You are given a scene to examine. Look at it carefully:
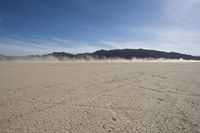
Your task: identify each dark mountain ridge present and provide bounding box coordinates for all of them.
[1,49,200,60]
[46,49,200,60]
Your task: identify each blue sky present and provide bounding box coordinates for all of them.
[0,0,200,55]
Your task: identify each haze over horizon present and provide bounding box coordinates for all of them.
[0,0,200,56]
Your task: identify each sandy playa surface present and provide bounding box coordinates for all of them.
[0,61,200,133]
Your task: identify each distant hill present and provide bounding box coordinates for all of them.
[1,49,200,60]
[46,49,200,60]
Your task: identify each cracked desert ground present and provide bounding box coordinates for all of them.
[0,61,200,133]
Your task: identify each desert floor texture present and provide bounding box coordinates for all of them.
[0,61,200,133]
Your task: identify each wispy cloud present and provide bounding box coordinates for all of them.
[99,25,200,55]
[99,40,151,49]
[162,0,200,26]
[1,27,200,56]
[0,36,108,56]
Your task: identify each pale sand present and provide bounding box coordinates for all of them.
[0,61,200,133]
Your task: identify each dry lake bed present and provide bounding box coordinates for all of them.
[0,61,200,133]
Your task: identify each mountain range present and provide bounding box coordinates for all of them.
[1,49,200,60]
